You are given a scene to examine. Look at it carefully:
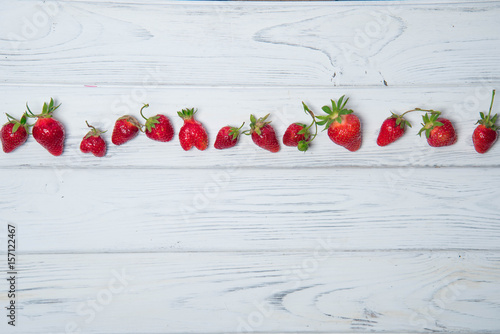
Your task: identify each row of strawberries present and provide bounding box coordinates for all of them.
[1,91,498,157]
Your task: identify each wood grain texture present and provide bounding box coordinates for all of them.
[1,251,499,333]
[1,1,499,87]
[1,1,500,333]
[0,85,499,168]
[1,167,499,253]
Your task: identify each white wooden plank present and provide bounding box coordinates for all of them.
[0,85,499,168]
[1,167,499,253]
[1,1,499,87]
[1,251,499,333]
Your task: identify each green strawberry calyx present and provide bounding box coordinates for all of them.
[26,98,60,119]
[315,95,353,131]
[417,110,443,138]
[228,122,245,140]
[5,112,30,134]
[84,120,106,139]
[388,111,412,130]
[177,108,197,121]
[139,103,160,133]
[246,114,271,136]
[476,90,498,131]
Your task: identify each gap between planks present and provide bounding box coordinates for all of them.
[25,0,500,6]
[5,249,500,256]
[2,165,499,170]
[2,83,500,89]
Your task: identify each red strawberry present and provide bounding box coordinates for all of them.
[283,102,318,152]
[473,90,497,154]
[474,125,497,154]
[80,121,107,157]
[214,123,244,150]
[111,115,141,145]
[283,123,309,146]
[418,112,457,147]
[248,114,280,153]
[140,104,174,142]
[27,98,65,156]
[377,112,411,146]
[316,95,362,152]
[1,113,29,153]
[177,108,208,151]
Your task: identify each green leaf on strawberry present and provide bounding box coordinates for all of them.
[316,95,354,131]
[418,111,443,139]
[27,98,60,119]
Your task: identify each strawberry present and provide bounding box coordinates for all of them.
[26,98,65,156]
[418,112,457,147]
[473,90,497,154]
[1,113,29,153]
[177,108,208,151]
[377,112,412,146]
[111,115,141,145]
[316,95,362,152]
[248,114,280,153]
[80,121,107,157]
[214,123,244,150]
[140,104,174,142]
[283,123,309,146]
[283,102,317,152]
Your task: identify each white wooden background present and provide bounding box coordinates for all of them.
[1,0,500,333]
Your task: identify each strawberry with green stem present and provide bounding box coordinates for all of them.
[377,111,413,146]
[80,121,107,157]
[26,98,66,156]
[418,109,457,147]
[316,95,362,152]
[177,108,208,151]
[214,122,245,150]
[140,103,174,142]
[473,89,498,154]
[1,113,30,153]
[245,114,280,153]
[283,102,318,152]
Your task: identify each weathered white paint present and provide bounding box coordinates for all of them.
[0,0,499,333]
[9,252,500,333]
[1,1,499,87]
[0,168,499,253]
